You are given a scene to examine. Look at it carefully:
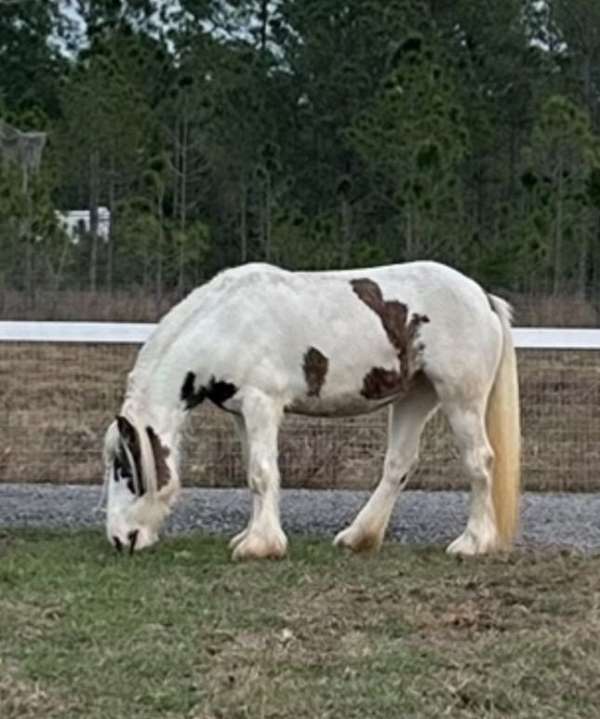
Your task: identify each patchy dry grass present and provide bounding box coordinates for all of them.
[1,530,600,718]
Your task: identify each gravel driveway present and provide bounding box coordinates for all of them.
[1,484,599,552]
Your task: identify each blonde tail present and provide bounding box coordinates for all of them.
[486,296,521,549]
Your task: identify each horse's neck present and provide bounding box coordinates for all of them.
[122,383,187,454]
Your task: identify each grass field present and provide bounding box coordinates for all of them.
[1,530,600,718]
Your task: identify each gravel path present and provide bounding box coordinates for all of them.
[1,484,600,552]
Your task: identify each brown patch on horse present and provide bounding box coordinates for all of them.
[146,426,171,491]
[350,278,429,400]
[361,367,409,400]
[181,371,238,410]
[303,347,329,397]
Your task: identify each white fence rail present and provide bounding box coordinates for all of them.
[0,321,152,344]
[1,321,600,349]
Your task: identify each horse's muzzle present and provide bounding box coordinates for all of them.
[112,531,138,554]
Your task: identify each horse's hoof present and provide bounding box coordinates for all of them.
[228,528,249,549]
[446,530,496,556]
[231,531,287,561]
[334,526,382,554]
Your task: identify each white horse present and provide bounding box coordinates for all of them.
[103,261,520,558]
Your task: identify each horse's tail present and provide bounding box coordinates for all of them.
[486,295,521,549]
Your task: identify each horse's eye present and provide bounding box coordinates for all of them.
[115,463,135,493]
[116,466,132,481]
[114,458,133,484]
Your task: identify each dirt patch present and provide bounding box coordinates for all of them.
[0,659,75,719]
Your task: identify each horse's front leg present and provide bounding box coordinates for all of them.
[228,415,252,549]
[231,389,287,561]
[228,490,262,550]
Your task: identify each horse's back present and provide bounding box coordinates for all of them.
[132,260,506,416]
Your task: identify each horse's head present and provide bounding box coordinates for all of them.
[103,415,179,554]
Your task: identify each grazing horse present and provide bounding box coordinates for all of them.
[103,261,520,558]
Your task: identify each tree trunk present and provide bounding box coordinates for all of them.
[264,169,272,261]
[106,155,115,296]
[180,115,188,235]
[577,229,588,300]
[156,187,164,311]
[582,52,594,124]
[21,163,34,305]
[405,203,414,259]
[259,0,268,55]
[553,163,563,296]
[339,193,352,266]
[178,115,188,293]
[240,173,248,262]
[89,149,100,293]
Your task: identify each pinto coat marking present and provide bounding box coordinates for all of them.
[350,277,430,400]
[303,347,329,397]
[181,371,238,410]
[115,415,145,496]
[103,261,521,559]
[146,426,171,490]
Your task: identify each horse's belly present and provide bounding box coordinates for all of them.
[286,392,392,418]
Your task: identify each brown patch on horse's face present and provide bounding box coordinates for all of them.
[303,347,329,397]
[146,426,171,491]
[116,415,145,495]
[351,278,429,400]
[116,416,140,462]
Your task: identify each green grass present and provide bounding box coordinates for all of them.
[1,530,600,718]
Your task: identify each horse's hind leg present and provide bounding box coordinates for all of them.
[231,389,287,561]
[334,380,439,553]
[442,398,497,555]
